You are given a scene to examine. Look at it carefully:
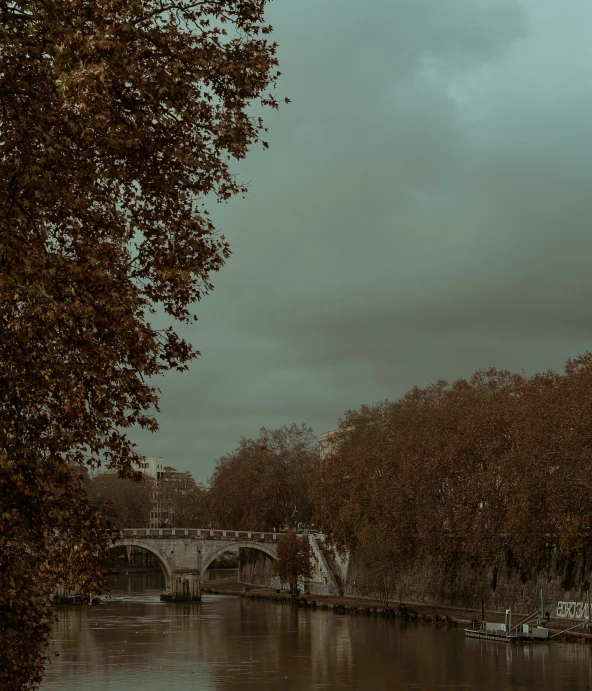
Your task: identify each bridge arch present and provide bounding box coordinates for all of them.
[201,540,277,579]
[109,538,174,586]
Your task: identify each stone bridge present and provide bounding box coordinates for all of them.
[111,528,279,601]
[110,528,348,601]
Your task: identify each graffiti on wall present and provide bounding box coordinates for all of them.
[556,601,590,619]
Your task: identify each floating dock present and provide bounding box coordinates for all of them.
[466,591,592,644]
[464,604,549,644]
[464,627,548,644]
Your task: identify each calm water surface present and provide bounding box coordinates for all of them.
[41,573,592,690]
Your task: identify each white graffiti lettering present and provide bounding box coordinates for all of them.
[556,601,590,619]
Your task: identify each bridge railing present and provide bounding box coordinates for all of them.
[116,528,278,542]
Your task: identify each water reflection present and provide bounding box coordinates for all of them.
[205,568,239,581]
[42,575,592,690]
[105,571,166,594]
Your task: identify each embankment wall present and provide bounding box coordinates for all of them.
[345,547,592,615]
[238,548,275,585]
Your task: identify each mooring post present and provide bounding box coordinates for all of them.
[481,598,484,622]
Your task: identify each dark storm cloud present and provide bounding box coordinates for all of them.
[131,0,592,482]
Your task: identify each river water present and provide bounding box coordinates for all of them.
[41,573,592,690]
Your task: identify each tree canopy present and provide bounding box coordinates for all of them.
[274,530,312,596]
[207,424,320,531]
[0,0,283,687]
[85,472,152,529]
[315,356,592,589]
[154,468,208,527]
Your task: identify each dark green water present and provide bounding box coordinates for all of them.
[41,573,592,690]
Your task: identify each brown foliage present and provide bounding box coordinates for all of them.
[85,472,152,529]
[316,356,592,594]
[274,530,312,596]
[155,469,208,528]
[0,459,111,691]
[207,424,320,531]
[0,0,283,687]
[354,533,399,609]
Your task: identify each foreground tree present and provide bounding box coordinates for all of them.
[0,1,283,686]
[0,458,110,691]
[274,530,312,596]
[207,424,320,531]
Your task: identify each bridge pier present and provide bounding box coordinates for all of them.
[161,571,201,602]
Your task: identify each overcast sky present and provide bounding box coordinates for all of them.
[131,0,592,483]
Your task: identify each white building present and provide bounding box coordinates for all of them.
[134,456,164,480]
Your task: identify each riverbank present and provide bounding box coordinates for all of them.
[203,579,592,643]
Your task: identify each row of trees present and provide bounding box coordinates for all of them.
[316,355,592,591]
[84,423,318,531]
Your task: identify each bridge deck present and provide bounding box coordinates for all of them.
[116,528,278,542]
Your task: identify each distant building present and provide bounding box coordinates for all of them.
[134,456,164,480]
[147,464,199,529]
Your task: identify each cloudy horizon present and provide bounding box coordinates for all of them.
[129,0,592,484]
